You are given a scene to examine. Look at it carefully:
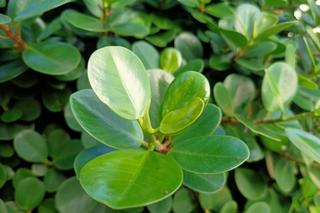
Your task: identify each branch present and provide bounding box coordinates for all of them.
[0,24,27,51]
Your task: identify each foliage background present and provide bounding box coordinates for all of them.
[1,0,320,212]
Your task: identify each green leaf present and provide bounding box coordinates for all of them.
[0,164,7,188]
[235,168,267,200]
[0,60,28,83]
[274,158,296,193]
[62,10,108,32]
[262,62,298,112]
[79,149,183,209]
[14,0,72,21]
[220,201,238,213]
[206,3,234,18]
[172,188,195,213]
[174,32,203,60]
[0,199,8,213]
[255,21,296,41]
[55,177,97,213]
[160,97,204,134]
[70,89,143,149]
[173,104,222,142]
[146,30,178,47]
[175,59,204,74]
[209,54,231,71]
[14,99,41,122]
[161,71,210,118]
[177,0,199,7]
[148,69,174,127]
[235,58,265,72]
[88,46,151,120]
[199,187,232,211]
[224,74,256,109]
[1,107,22,123]
[147,197,172,213]
[0,14,11,24]
[245,41,277,58]
[160,48,183,73]
[247,202,271,213]
[235,3,261,39]
[74,145,113,177]
[13,130,48,163]
[285,128,320,163]
[219,29,248,48]
[169,135,249,173]
[83,0,135,17]
[15,177,45,210]
[183,171,225,193]
[43,168,65,193]
[22,41,81,75]
[41,89,71,113]
[132,41,159,69]
[213,82,234,116]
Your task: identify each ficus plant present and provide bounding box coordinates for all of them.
[70,46,249,209]
[1,0,320,212]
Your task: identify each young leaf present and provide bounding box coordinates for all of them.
[235,4,261,39]
[160,48,183,73]
[13,130,48,163]
[22,41,81,75]
[88,46,151,120]
[262,62,298,112]
[160,97,204,134]
[219,29,248,48]
[70,89,144,149]
[183,171,225,193]
[173,104,222,142]
[79,150,183,209]
[169,135,249,173]
[148,69,174,127]
[132,41,159,69]
[285,128,320,163]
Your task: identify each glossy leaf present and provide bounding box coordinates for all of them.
[160,97,204,134]
[88,46,151,120]
[169,135,249,173]
[262,62,298,112]
[219,29,248,48]
[247,202,271,213]
[22,41,81,75]
[160,48,183,73]
[161,71,210,118]
[148,69,174,127]
[132,41,159,69]
[0,60,28,83]
[274,158,296,192]
[183,171,225,193]
[147,197,172,213]
[13,130,48,163]
[62,10,108,32]
[285,128,320,163]
[14,0,72,21]
[206,3,234,18]
[70,89,143,149]
[173,104,222,142]
[79,149,183,209]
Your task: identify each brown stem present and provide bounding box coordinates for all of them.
[0,24,27,51]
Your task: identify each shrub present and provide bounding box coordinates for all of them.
[0,0,320,212]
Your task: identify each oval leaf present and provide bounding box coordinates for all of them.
[262,62,298,112]
[22,41,81,75]
[88,46,151,120]
[70,89,143,149]
[169,135,249,173]
[183,171,225,193]
[79,149,183,209]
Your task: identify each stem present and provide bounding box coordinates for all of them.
[42,159,53,166]
[138,107,157,135]
[100,0,112,25]
[0,24,27,51]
